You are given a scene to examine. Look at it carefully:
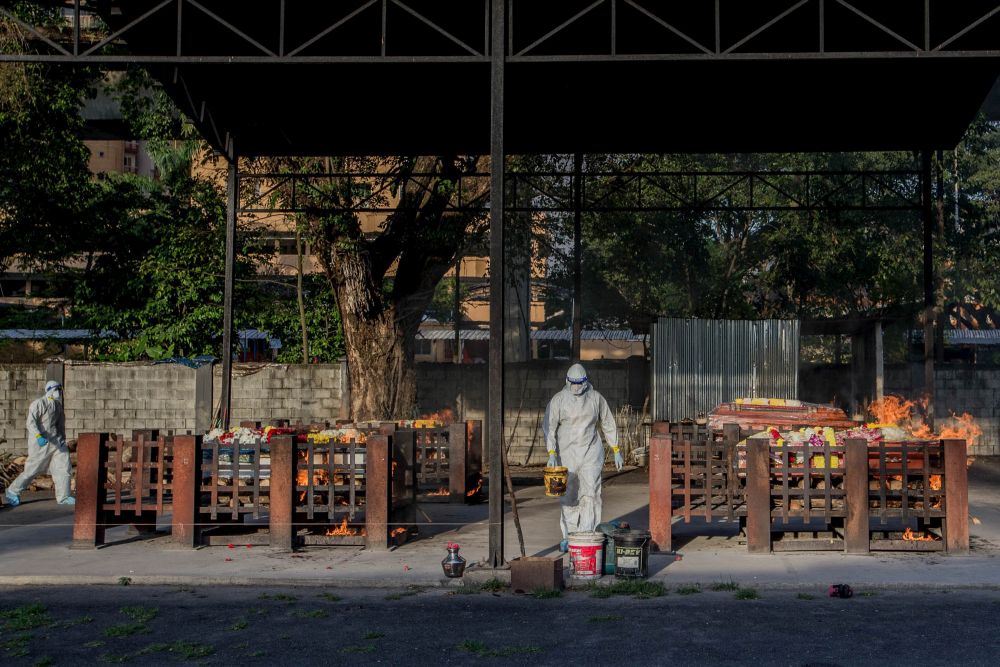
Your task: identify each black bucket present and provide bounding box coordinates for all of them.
[613,529,651,578]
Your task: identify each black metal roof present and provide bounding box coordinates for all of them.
[9,1,1000,155]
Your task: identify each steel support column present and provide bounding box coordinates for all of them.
[572,152,583,360]
[219,145,238,430]
[921,150,935,428]
[487,0,506,568]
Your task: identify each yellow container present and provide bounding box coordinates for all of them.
[543,466,569,497]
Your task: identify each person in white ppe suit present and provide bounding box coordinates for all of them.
[4,381,75,507]
[543,363,622,552]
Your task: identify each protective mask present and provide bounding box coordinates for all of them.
[48,389,62,402]
[567,380,589,396]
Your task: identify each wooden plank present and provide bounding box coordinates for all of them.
[71,433,107,548]
[269,435,295,551]
[745,438,771,554]
[365,434,390,550]
[943,438,969,554]
[648,431,672,552]
[844,438,869,554]
[170,435,200,547]
[448,423,466,502]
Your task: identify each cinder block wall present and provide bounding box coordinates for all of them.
[800,364,999,456]
[217,363,345,426]
[0,365,48,454]
[63,361,197,443]
[416,360,643,465]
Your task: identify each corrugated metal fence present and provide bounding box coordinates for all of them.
[651,318,800,421]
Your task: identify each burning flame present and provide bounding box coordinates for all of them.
[902,527,939,542]
[466,477,483,497]
[929,475,942,491]
[390,527,407,538]
[868,396,915,425]
[910,423,933,439]
[428,487,450,496]
[325,517,362,536]
[939,413,983,446]
[418,408,455,426]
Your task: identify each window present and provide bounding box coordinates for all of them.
[415,339,433,356]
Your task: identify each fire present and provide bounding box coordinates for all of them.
[466,476,483,497]
[338,429,366,444]
[325,517,362,536]
[910,423,933,439]
[929,475,942,491]
[868,396,915,425]
[390,527,407,538]
[939,413,983,446]
[418,408,455,426]
[902,527,939,542]
[297,469,308,486]
[428,487,449,496]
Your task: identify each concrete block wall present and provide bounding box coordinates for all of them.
[64,362,197,443]
[217,363,345,426]
[801,363,1000,456]
[0,365,48,454]
[416,360,644,466]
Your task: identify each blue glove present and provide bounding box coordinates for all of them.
[36,435,48,447]
[613,449,624,471]
[547,452,558,468]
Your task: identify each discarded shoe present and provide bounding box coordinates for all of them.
[559,539,569,553]
[58,496,76,506]
[4,491,20,507]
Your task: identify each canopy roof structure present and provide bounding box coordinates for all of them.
[5,1,1000,155]
[6,0,1000,566]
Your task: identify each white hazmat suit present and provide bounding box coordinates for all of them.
[543,364,619,542]
[6,380,73,505]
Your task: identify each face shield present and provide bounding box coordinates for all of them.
[565,364,590,396]
[45,382,62,402]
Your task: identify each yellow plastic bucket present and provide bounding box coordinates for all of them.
[543,466,568,497]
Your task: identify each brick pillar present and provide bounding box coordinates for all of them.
[72,432,108,548]
[649,422,672,552]
[269,435,296,551]
[844,438,870,554]
[365,433,390,550]
[171,435,201,547]
[943,438,969,554]
[746,438,771,554]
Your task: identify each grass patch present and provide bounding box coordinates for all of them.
[709,581,740,592]
[104,622,150,638]
[99,653,130,664]
[675,585,702,595]
[383,594,402,601]
[117,577,132,586]
[478,578,507,593]
[120,606,158,624]
[363,632,385,640]
[292,609,328,619]
[33,656,54,667]
[734,588,759,600]
[589,580,666,599]
[83,640,106,649]
[1,603,52,631]
[52,614,95,629]
[248,650,266,658]
[341,645,376,654]
[457,640,542,658]
[317,592,342,602]
[796,593,816,600]
[229,619,249,631]
[859,591,878,598]
[258,593,297,602]
[164,641,215,660]
[530,588,562,599]
[588,614,624,623]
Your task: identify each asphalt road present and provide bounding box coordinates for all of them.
[1,584,997,666]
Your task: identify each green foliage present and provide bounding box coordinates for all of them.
[457,640,542,658]
[0,603,51,631]
[251,273,344,363]
[675,584,702,595]
[734,588,760,600]
[709,581,740,592]
[589,580,666,599]
[529,587,562,599]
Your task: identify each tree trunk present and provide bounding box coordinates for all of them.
[295,227,309,364]
[340,307,416,421]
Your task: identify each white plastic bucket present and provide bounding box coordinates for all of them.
[568,531,605,579]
